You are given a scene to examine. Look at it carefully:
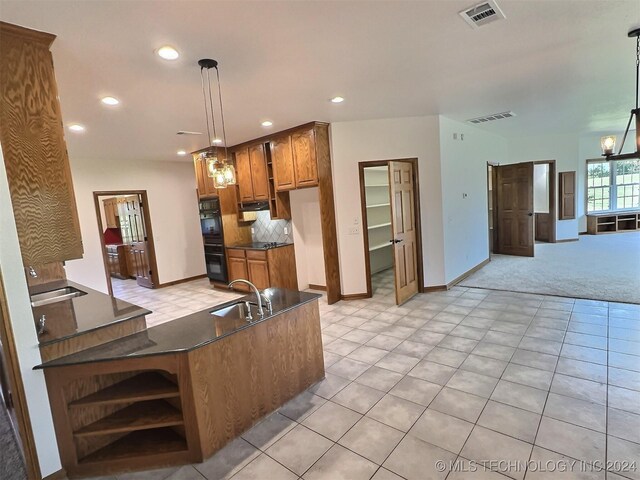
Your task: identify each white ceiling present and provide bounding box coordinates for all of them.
[1,0,639,163]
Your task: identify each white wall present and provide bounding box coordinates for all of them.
[533,163,550,213]
[438,117,508,283]
[0,148,61,476]
[330,116,445,294]
[290,188,326,289]
[506,134,580,240]
[65,158,205,292]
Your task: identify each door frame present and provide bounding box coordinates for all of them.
[0,273,41,479]
[93,190,160,296]
[358,158,424,299]
[489,160,557,257]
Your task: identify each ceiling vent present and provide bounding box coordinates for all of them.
[459,1,506,29]
[176,131,203,135]
[467,111,516,124]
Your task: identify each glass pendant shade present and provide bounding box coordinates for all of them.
[222,163,236,185]
[601,135,616,156]
[212,167,227,189]
[205,154,218,178]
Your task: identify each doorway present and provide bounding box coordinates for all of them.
[94,191,159,297]
[359,159,424,305]
[488,160,556,256]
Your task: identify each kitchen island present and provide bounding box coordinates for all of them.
[35,288,324,478]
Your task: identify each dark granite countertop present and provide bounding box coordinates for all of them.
[34,288,320,369]
[228,242,294,250]
[30,280,151,346]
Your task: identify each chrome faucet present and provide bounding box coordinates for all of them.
[228,279,266,317]
[28,266,37,278]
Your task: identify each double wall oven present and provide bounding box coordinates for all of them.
[199,197,227,282]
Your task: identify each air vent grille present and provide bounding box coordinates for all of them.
[467,111,516,124]
[459,1,506,29]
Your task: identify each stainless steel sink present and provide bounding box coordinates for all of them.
[210,301,261,321]
[30,287,87,307]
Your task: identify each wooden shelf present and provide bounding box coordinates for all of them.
[69,373,179,408]
[78,428,187,465]
[587,211,640,234]
[369,242,393,251]
[368,222,391,230]
[367,203,390,209]
[365,184,389,188]
[74,400,183,437]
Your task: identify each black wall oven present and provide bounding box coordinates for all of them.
[199,198,227,282]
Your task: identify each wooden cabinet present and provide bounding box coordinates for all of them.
[226,246,298,292]
[106,245,128,279]
[0,22,83,266]
[194,154,220,198]
[271,136,296,191]
[292,128,319,188]
[103,198,119,229]
[234,145,270,203]
[270,128,319,192]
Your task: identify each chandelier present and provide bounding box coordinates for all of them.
[198,58,236,188]
[602,27,640,160]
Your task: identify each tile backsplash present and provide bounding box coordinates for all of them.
[252,210,293,244]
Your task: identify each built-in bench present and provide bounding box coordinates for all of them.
[586,211,640,234]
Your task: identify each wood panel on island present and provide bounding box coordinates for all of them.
[0,21,84,267]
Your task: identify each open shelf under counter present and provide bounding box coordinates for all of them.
[73,399,184,438]
[69,372,179,408]
[78,427,188,466]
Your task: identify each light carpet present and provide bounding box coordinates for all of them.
[459,231,640,304]
[0,401,26,480]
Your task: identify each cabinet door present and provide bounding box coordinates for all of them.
[249,144,270,201]
[291,128,319,188]
[235,148,254,202]
[270,136,296,191]
[194,156,207,196]
[247,259,270,290]
[0,24,83,265]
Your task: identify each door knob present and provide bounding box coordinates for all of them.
[389,239,402,244]
[528,213,533,216]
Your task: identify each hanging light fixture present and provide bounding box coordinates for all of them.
[198,58,236,188]
[604,27,640,160]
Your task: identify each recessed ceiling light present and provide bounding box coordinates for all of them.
[331,96,345,103]
[68,124,85,132]
[101,96,120,106]
[212,138,223,144]
[177,150,187,156]
[261,120,273,127]
[157,45,179,60]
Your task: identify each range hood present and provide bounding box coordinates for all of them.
[239,202,270,212]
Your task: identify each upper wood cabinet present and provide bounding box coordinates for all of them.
[271,136,296,191]
[292,128,318,188]
[234,144,270,203]
[194,154,220,198]
[270,127,319,192]
[103,198,119,229]
[0,22,83,266]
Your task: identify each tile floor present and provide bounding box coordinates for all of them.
[91,271,639,480]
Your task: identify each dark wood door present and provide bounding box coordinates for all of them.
[120,196,154,287]
[291,128,319,188]
[235,148,254,202]
[271,136,296,191]
[389,161,418,305]
[496,162,534,257]
[249,144,270,201]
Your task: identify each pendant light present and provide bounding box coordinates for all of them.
[198,58,236,187]
[603,27,640,160]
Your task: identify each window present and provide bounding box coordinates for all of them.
[587,159,640,212]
